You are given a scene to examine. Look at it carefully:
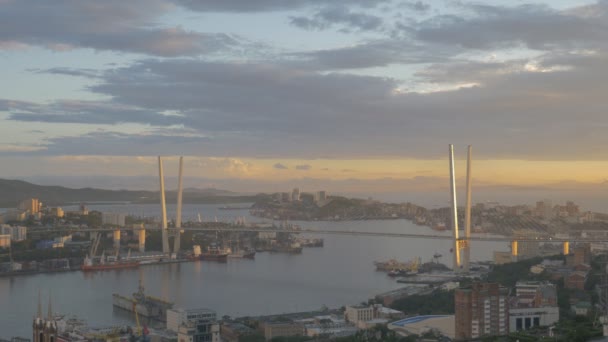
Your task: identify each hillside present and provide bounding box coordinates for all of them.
[0,179,254,208]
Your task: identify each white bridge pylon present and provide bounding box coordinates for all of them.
[158,156,184,255]
[449,144,472,273]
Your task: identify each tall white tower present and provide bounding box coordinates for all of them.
[463,145,472,272]
[174,156,184,253]
[448,145,461,271]
[158,156,169,254]
[449,144,473,273]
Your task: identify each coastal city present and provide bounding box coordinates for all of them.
[2,157,608,341]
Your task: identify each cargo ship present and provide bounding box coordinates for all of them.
[112,278,173,321]
[298,238,324,247]
[194,244,228,262]
[374,257,420,272]
[227,236,256,259]
[271,242,303,254]
[228,249,256,259]
[81,252,139,271]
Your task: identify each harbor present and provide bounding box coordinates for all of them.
[0,214,506,336]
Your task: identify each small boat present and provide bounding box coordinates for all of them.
[387,269,401,277]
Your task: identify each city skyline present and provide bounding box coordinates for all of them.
[1,0,608,192]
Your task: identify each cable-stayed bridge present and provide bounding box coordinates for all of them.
[26,225,597,243]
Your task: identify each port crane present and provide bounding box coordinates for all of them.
[129,271,150,341]
[131,297,150,341]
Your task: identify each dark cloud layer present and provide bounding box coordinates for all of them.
[173,0,386,12]
[407,2,608,51]
[0,0,237,56]
[290,6,383,32]
[3,1,608,162]
[6,47,608,160]
[290,40,458,70]
[5,100,180,126]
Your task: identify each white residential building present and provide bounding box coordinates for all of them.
[167,307,220,342]
[509,307,559,332]
[0,234,10,248]
[101,212,126,226]
[345,305,374,325]
[0,225,27,241]
[345,304,402,329]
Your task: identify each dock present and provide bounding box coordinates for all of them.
[396,273,458,285]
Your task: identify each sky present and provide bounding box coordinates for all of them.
[1,0,608,198]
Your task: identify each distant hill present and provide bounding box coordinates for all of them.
[0,179,255,208]
[182,187,236,196]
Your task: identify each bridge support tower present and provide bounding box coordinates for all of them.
[173,156,184,254]
[138,227,146,253]
[449,144,473,273]
[158,156,185,255]
[159,156,169,254]
[113,230,121,252]
[511,240,518,259]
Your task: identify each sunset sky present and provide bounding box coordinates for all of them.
[1,0,608,194]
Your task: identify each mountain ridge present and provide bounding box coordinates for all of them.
[0,178,252,208]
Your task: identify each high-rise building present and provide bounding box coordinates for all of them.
[19,198,40,214]
[292,188,301,201]
[1,224,27,241]
[0,234,10,248]
[573,244,591,266]
[315,191,327,203]
[455,283,509,340]
[49,207,64,218]
[535,199,554,219]
[101,212,126,226]
[167,308,220,342]
[565,201,579,216]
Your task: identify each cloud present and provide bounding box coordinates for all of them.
[0,144,46,153]
[274,163,289,170]
[295,164,311,170]
[172,0,387,13]
[409,2,608,51]
[289,39,458,70]
[5,49,608,161]
[400,1,430,13]
[4,99,182,126]
[290,5,383,32]
[0,0,238,56]
[29,67,103,79]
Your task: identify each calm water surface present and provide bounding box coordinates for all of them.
[0,204,507,336]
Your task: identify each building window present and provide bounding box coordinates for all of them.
[516,318,522,331]
[525,317,531,329]
[533,317,540,327]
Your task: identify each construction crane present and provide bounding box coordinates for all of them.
[131,275,150,342]
[89,232,102,257]
[132,302,142,337]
